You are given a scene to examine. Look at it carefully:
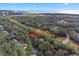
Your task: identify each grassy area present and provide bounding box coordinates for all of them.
[7,16,79,50]
[0,16,79,56]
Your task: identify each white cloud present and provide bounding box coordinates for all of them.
[58,10,79,14]
[49,10,79,14]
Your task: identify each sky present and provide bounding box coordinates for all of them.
[0,3,79,13]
